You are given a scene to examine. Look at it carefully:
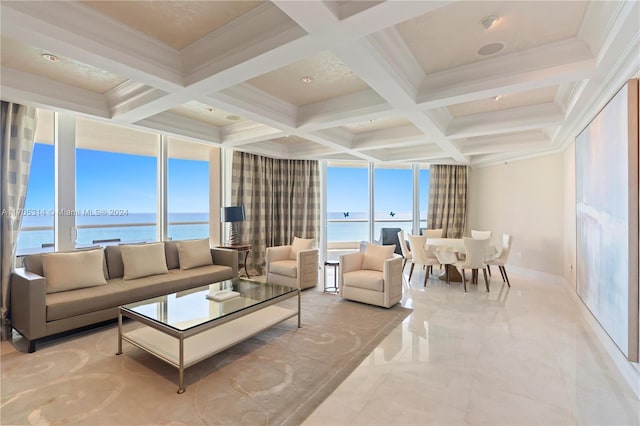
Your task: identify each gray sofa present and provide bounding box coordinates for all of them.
[10,240,238,352]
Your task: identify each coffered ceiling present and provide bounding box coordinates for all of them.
[1,1,638,167]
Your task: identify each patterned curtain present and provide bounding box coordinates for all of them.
[427,164,467,238]
[231,151,320,274]
[1,102,37,336]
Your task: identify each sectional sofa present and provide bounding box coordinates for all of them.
[10,239,238,352]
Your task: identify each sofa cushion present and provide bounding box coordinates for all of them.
[25,247,108,279]
[45,264,234,321]
[343,270,384,292]
[105,243,151,279]
[269,260,297,278]
[289,237,314,260]
[120,242,168,280]
[105,245,125,279]
[362,244,395,272]
[41,249,108,294]
[164,240,180,270]
[177,239,213,270]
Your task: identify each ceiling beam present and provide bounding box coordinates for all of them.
[447,103,565,139]
[418,38,597,109]
[0,1,184,90]
[0,67,110,118]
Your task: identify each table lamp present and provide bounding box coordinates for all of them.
[221,205,245,245]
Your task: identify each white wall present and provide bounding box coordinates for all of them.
[467,153,565,276]
[563,143,577,290]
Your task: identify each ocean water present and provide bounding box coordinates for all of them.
[17,211,427,250]
[327,211,426,242]
[17,213,209,250]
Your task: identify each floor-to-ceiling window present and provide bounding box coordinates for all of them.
[374,164,413,238]
[17,109,55,254]
[323,162,430,257]
[167,137,210,240]
[326,162,370,245]
[75,118,159,246]
[419,166,430,231]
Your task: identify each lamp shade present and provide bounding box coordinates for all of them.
[221,206,245,223]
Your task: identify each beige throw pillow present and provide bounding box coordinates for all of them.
[42,249,108,293]
[289,237,314,260]
[362,244,395,272]
[120,242,169,280]
[177,239,213,270]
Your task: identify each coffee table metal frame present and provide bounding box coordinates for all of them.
[116,279,300,393]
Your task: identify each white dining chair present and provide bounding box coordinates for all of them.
[423,228,444,239]
[434,247,458,284]
[471,230,493,240]
[397,230,412,271]
[486,233,513,287]
[407,234,440,286]
[454,237,490,292]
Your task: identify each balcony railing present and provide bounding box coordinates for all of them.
[16,220,209,255]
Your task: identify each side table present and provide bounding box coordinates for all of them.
[217,244,252,278]
[324,260,339,293]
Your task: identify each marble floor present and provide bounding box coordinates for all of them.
[304,267,640,425]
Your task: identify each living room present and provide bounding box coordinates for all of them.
[1,1,639,425]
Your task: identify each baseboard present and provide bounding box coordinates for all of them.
[561,277,640,399]
[507,265,566,286]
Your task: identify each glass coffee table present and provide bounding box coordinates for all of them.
[116,278,300,393]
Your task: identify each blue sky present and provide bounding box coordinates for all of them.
[327,166,429,213]
[26,143,428,216]
[25,143,209,214]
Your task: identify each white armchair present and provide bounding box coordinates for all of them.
[266,237,319,290]
[339,244,403,308]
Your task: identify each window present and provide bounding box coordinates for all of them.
[419,167,430,230]
[323,162,431,255]
[167,137,210,240]
[326,163,369,244]
[374,165,413,238]
[75,118,159,245]
[17,109,55,254]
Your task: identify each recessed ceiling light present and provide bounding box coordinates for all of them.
[477,42,505,56]
[205,107,215,112]
[480,15,499,30]
[301,76,313,83]
[226,114,240,121]
[41,53,61,63]
[494,95,503,101]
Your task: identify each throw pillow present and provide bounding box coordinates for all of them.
[362,244,395,272]
[120,242,169,280]
[177,239,213,270]
[289,237,314,260]
[41,249,108,293]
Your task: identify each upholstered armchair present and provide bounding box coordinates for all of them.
[266,237,319,290]
[339,244,403,308]
[374,228,403,255]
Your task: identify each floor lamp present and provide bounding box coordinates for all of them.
[222,206,245,245]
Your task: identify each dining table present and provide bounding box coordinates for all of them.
[425,237,497,283]
[425,238,464,282]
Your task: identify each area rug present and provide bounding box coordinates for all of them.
[1,291,411,425]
